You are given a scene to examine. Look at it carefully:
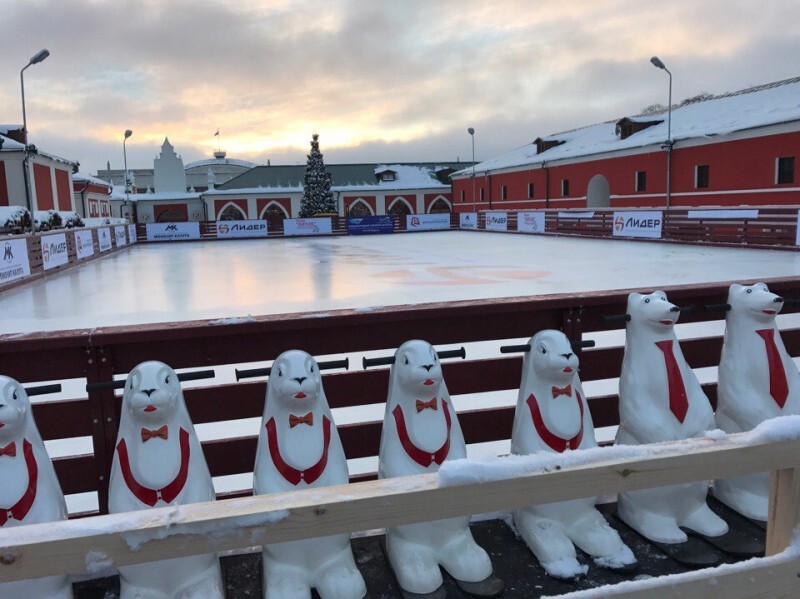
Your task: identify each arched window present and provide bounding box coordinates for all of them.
[387,198,413,218]
[259,202,289,232]
[219,203,246,220]
[156,209,185,223]
[428,197,452,214]
[348,199,373,217]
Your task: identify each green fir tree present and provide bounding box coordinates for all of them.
[299,133,337,217]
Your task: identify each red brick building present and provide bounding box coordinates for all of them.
[452,77,800,211]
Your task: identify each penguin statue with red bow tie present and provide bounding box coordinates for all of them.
[510,330,636,579]
[108,361,224,598]
[0,375,72,599]
[253,350,366,599]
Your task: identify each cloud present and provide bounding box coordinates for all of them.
[1,0,798,174]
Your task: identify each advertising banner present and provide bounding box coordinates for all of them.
[128,224,137,244]
[98,227,112,251]
[283,217,333,236]
[459,212,478,230]
[41,233,69,270]
[146,222,201,241]
[485,211,508,232]
[0,239,31,286]
[406,213,450,231]
[558,211,595,219]
[687,209,759,220]
[347,215,394,235]
[75,229,95,260]
[518,211,546,233]
[612,210,663,239]
[216,220,269,238]
[115,225,127,247]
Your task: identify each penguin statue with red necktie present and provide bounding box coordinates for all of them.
[615,292,728,545]
[510,330,636,579]
[108,361,224,598]
[378,340,503,598]
[0,375,73,599]
[253,350,366,599]
[715,283,799,521]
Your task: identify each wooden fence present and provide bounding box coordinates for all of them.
[1,276,798,516]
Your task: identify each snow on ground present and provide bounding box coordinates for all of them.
[3,231,800,335]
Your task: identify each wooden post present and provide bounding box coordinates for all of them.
[766,466,800,556]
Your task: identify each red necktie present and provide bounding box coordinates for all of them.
[141,425,169,442]
[756,329,789,408]
[0,442,16,458]
[655,340,689,423]
[289,412,314,428]
[552,385,572,398]
[416,398,438,412]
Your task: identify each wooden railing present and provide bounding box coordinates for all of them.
[0,430,798,598]
[1,276,799,516]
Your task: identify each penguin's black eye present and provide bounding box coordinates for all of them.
[404,357,409,365]
[310,365,315,373]
[746,289,752,294]
[129,381,133,390]
[644,298,650,303]
[12,390,18,400]
[165,376,170,384]
[540,346,547,354]
[277,368,283,377]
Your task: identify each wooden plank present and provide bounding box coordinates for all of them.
[32,398,93,439]
[53,454,99,495]
[0,433,797,581]
[766,466,800,556]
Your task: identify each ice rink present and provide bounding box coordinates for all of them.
[3,231,800,334]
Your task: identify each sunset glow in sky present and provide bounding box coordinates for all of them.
[1,0,798,174]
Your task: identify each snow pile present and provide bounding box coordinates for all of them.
[84,550,114,575]
[83,217,128,227]
[208,314,256,325]
[33,210,84,230]
[438,416,800,487]
[0,206,29,229]
[545,526,800,598]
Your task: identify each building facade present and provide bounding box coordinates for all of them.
[0,126,77,213]
[452,77,800,211]
[72,173,112,218]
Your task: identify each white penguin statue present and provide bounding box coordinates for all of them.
[253,350,366,599]
[615,291,729,544]
[108,361,224,599]
[378,340,500,597]
[715,283,799,521]
[511,330,636,578]
[0,376,73,599]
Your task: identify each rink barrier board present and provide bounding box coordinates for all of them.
[0,225,134,291]
[1,275,799,508]
[0,431,798,599]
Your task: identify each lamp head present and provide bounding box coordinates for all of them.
[467,127,475,135]
[650,56,666,70]
[124,129,133,139]
[30,49,50,65]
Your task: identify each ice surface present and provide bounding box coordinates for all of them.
[3,232,800,334]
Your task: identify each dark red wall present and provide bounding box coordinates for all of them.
[33,163,54,210]
[0,161,8,206]
[54,168,71,211]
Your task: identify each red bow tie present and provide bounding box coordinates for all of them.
[0,442,16,458]
[289,412,314,428]
[416,398,438,412]
[141,425,169,442]
[552,385,572,398]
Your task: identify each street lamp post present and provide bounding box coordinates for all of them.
[20,49,50,233]
[123,129,132,220]
[650,56,673,211]
[468,127,476,212]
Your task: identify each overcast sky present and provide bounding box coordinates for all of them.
[2,0,799,175]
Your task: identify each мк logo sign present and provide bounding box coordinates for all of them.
[3,242,13,262]
[166,224,178,231]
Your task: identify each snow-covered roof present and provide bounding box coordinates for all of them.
[184,157,257,170]
[0,133,25,151]
[456,75,800,176]
[73,172,112,188]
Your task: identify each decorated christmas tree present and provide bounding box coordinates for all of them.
[299,133,337,217]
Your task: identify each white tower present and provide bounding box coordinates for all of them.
[153,138,187,192]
